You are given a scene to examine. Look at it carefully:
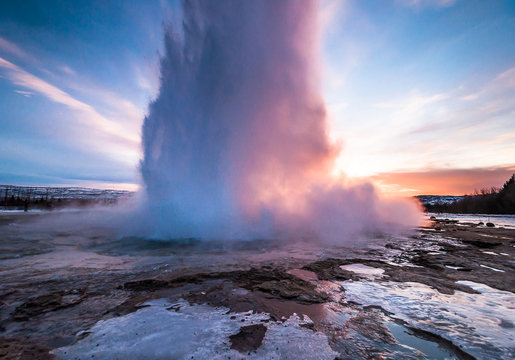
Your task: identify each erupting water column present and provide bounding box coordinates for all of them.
[140,0,421,240]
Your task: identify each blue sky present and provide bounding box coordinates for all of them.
[0,0,514,194]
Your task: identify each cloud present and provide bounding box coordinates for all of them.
[14,89,33,97]
[395,0,458,10]
[407,66,515,135]
[492,66,515,92]
[373,91,448,110]
[59,65,76,76]
[328,64,515,181]
[0,57,139,145]
[64,81,145,135]
[0,37,30,60]
[372,166,515,195]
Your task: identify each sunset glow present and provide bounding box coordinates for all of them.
[0,0,513,195]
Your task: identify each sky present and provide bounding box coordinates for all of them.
[0,0,513,195]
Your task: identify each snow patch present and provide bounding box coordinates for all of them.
[53,299,338,360]
[340,263,385,279]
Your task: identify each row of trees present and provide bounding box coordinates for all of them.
[1,186,120,211]
[425,175,515,214]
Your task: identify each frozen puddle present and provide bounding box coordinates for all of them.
[342,280,515,359]
[53,299,338,360]
[340,263,385,279]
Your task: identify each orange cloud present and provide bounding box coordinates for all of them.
[371,166,515,196]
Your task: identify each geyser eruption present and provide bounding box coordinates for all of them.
[140,0,421,240]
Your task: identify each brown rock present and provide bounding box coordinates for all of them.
[229,324,267,353]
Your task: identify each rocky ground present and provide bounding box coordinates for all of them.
[0,213,513,359]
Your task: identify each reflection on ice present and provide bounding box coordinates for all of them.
[386,323,457,360]
[342,280,515,359]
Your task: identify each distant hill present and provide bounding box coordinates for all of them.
[418,174,515,214]
[416,195,464,207]
[0,185,133,211]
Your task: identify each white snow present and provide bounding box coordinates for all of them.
[53,299,338,360]
[340,263,385,279]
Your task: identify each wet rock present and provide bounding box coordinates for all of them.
[300,322,315,330]
[12,290,84,321]
[302,259,355,281]
[121,268,330,310]
[411,254,446,271]
[183,280,327,323]
[345,310,396,345]
[287,269,319,282]
[255,279,328,303]
[499,319,514,329]
[462,239,501,248]
[121,279,169,291]
[486,222,495,227]
[0,336,55,359]
[229,324,267,353]
[383,268,479,295]
[105,294,153,317]
[226,268,330,304]
[122,273,220,292]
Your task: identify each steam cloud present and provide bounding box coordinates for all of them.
[139,0,421,241]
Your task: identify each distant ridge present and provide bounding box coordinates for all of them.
[417,175,515,214]
[416,195,464,207]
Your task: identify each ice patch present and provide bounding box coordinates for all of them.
[53,299,338,360]
[340,263,385,279]
[342,280,515,359]
[445,265,463,270]
[480,264,505,272]
[479,234,497,238]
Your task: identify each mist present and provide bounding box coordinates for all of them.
[138,0,422,241]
